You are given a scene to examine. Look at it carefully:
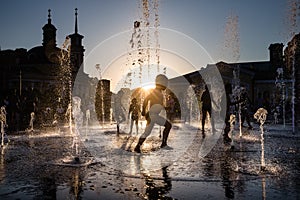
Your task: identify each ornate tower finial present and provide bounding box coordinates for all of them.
[42,8,57,47]
[75,8,78,34]
[48,9,51,23]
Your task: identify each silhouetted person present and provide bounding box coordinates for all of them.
[134,74,172,153]
[240,87,253,129]
[201,84,216,138]
[128,98,140,135]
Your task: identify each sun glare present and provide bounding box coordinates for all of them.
[142,83,155,91]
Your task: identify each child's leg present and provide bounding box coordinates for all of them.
[153,114,172,147]
[209,109,216,132]
[134,114,154,152]
[135,119,139,134]
[161,119,171,147]
[129,119,134,134]
[117,122,120,134]
[202,109,207,131]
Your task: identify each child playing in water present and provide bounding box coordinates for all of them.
[134,74,172,153]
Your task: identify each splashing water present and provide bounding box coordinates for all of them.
[72,96,84,156]
[125,0,162,88]
[254,108,268,170]
[85,109,90,139]
[59,37,72,129]
[229,114,236,147]
[232,66,242,137]
[65,103,73,135]
[28,112,35,132]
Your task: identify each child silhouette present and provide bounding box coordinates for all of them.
[128,98,140,135]
[134,74,172,153]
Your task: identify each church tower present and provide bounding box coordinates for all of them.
[42,9,57,48]
[68,8,85,77]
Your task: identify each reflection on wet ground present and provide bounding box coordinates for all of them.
[0,123,299,199]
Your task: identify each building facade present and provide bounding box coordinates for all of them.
[0,9,94,130]
[169,39,298,132]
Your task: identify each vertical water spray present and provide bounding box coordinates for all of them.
[154,0,160,73]
[85,109,90,140]
[223,12,242,136]
[60,37,72,133]
[100,80,105,126]
[254,108,268,170]
[286,0,298,41]
[232,66,242,137]
[292,45,296,133]
[142,0,151,75]
[229,114,236,148]
[125,0,161,87]
[285,0,299,133]
[0,106,7,147]
[129,20,144,84]
[223,12,240,62]
[95,64,105,126]
[72,97,83,156]
[262,176,266,200]
[28,112,35,132]
[187,85,196,125]
[275,67,286,127]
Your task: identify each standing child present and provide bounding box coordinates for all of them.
[128,98,140,135]
[134,74,172,153]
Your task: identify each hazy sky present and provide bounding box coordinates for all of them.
[0,0,297,90]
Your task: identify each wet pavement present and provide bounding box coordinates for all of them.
[0,122,299,199]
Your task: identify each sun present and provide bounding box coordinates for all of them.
[141,83,155,91]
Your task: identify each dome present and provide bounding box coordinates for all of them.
[27,46,62,64]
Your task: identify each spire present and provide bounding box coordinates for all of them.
[48,9,51,24]
[68,8,84,75]
[75,8,78,34]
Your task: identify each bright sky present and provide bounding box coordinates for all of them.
[0,0,297,91]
